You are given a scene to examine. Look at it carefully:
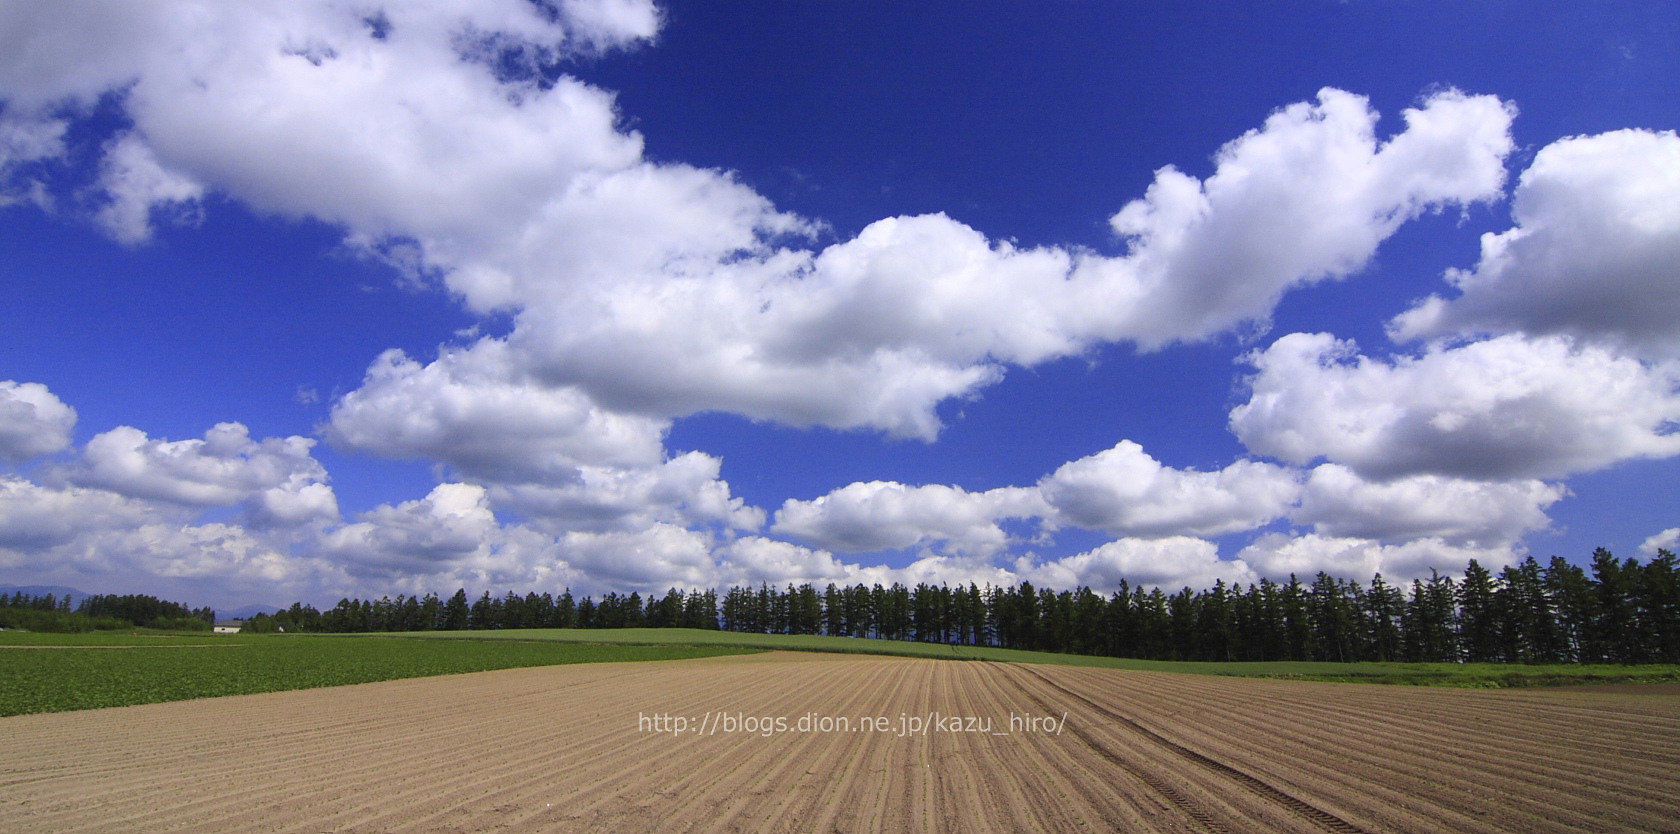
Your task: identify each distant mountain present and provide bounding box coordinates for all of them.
[0,584,95,607]
[216,603,282,621]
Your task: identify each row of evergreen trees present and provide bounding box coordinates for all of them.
[246,588,720,634]
[0,592,214,632]
[257,548,1679,665]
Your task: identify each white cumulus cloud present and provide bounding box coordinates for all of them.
[1026,537,1256,593]
[4,2,1643,602]
[492,451,764,534]
[1293,464,1565,547]
[0,475,163,553]
[1039,440,1300,537]
[513,88,1515,439]
[557,522,717,591]
[0,380,76,463]
[1101,88,1514,349]
[1238,532,1518,583]
[716,536,854,588]
[1231,332,1680,480]
[326,342,668,482]
[1392,129,1680,359]
[60,422,336,518]
[321,482,500,577]
[2,5,1521,441]
[1641,528,1680,556]
[771,481,1044,558]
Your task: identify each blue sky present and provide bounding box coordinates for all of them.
[1,0,1677,609]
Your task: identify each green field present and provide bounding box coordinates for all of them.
[398,627,1680,688]
[6,627,1677,717]
[0,631,758,716]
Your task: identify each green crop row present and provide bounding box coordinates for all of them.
[0,631,758,716]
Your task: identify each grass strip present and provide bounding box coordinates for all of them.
[396,627,1680,688]
[0,631,757,716]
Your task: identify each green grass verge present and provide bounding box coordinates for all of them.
[396,627,1680,688]
[0,630,758,716]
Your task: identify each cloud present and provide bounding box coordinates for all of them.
[716,536,854,588]
[0,475,162,553]
[518,89,1515,439]
[771,481,1044,557]
[1293,464,1565,547]
[557,522,716,591]
[0,111,64,206]
[1039,440,1299,537]
[94,132,204,243]
[87,522,297,583]
[0,0,653,246]
[326,342,668,482]
[0,4,1629,603]
[1230,332,1680,480]
[491,451,764,534]
[58,423,337,523]
[1100,88,1514,349]
[0,380,76,463]
[1025,537,1256,593]
[248,482,340,531]
[326,342,761,535]
[4,3,1520,441]
[0,474,327,598]
[1392,129,1680,359]
[320,482,501,578]
[0,387,340,593]
[1237,532,1517,583]
[1642,528,1680,556]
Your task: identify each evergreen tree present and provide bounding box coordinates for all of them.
[1166,588,1196,661]
[1072,587,1107,656]
[1308,573,1357,663]
[1281,575,1312,661]
[1637,550,1680,663]
[469,591,497,629]
[823,584,844,636]
[1496,557,1565,663]
[1363,574,1404,662]
[1543,557,1592,662]
[1196,580,1237,662]
[553,589,578,628]
[440,589,469,630]
[1458,560,1501,662]
[1591,548,1642,662]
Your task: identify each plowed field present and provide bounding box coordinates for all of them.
[3,652,1676,833]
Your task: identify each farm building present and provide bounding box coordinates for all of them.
[212,620,243,634]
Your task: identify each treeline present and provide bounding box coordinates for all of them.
[244,588,720,634]
[0,592,214,633]
[258,547,1680,665]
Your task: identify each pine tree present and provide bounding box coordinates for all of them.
[1591,548,1642,662]
[553,589,578,628]
[1363,574,1404,662]
[1307,573,1357,663]
[1637,550,1680,663]
[1458,560,1501,662]
[1497,557,1564,663]
[1542,558,1591,662]
[1281,575,1311,661]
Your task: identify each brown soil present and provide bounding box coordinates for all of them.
[2,651,1676,833]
